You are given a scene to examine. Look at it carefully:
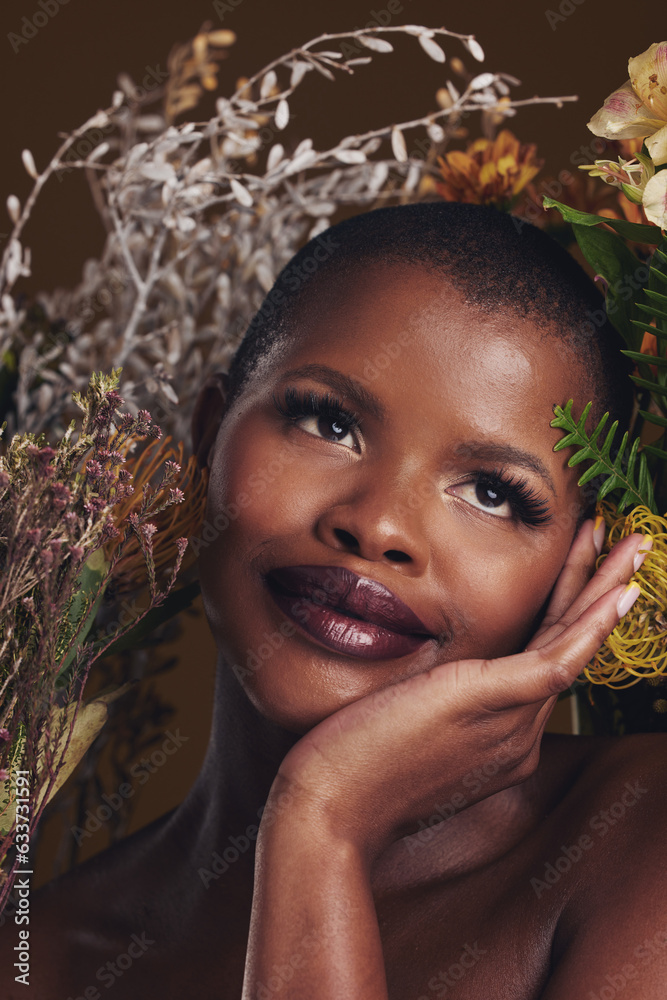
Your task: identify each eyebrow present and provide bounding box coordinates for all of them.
[276,364,387,421]
[276,364,556,497]
[454,442,557,497]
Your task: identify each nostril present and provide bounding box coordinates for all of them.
[385,549,411,563]
[333,528,359,549]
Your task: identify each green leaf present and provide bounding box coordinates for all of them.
[551,400,656,514]
[622,350,667,368]
[630,376,667,397]
[571,224,644,349]
[639,408,667,429]
[56,549,110,681]
[542,197,662,243]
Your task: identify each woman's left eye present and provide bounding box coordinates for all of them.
[448,478,513,518]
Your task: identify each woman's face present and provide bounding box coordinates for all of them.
[197,264,587,732]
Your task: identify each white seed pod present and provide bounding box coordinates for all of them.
[404,162,421,193]
[6,195,20,224]
[22,149,38,180]
[402,25,434,37]
[346,57,372,67]
[266,143,285,171]
[87,142,110,163]
[306,201,337,217]
[230,178,253,207]
[419,35,446,63]
[176,215,196,233]
[465,37,485,62]
[310,60,335,81]
[446,81,460,103]
[285,149,317,174]
[308,218,330,239]
[260,70,278,98]
[391,127,408,163]
[357,35,394,53]
[274,99,290,131]
[427,122,446,143]
[370,162,389,191]
[316,50,343,59]
[469,72,496,91]
[293,138,313,157]
[360,136,382,155]
[290,60,311,88]
[255,262,274,293]
[335,149,367,164]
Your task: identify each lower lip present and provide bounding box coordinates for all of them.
[264,577,432,661]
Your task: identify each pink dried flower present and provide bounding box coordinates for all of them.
[169,488,185,504]
[164,461,181,475]
[50,538,63,554]
[51,482,71,509]
[102,516,119,539]
[26,528,43,547]
[105,390,124,407]
[176,537,188,556]
[69,545,85,561]
[86,460,102,479]
[0,729,9,742]
[40,548,54,567]
[137,410,152,424]
[0,769,8,782]
[141,522,158,540]
[83,497,106,514]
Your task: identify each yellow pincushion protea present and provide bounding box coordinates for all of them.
[586,503,667,687]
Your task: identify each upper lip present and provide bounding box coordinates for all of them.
[265,565,434,636]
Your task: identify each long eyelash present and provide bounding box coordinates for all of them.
[273,387,362,434]
[478,467,552,528]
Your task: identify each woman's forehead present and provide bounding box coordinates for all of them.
[278,263,582,410]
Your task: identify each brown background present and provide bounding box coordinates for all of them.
[0,0,658,882]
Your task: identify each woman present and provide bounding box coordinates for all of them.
[19,203,667,999]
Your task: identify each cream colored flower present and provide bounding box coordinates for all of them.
[579,150,654,204]
[588,42,667,165]
[642,170,667,228]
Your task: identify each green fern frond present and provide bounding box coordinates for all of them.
[551,401,657,514]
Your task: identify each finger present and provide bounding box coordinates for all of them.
[485,580,641,709]
[528,530,650,652]
[534,519,598,635]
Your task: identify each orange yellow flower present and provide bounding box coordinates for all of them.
[586,503,667,688]
[104,437,208,592]
[436,130,543,207]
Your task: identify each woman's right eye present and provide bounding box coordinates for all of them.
[273,387,362,452]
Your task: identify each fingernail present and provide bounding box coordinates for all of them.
[617,582,641,618]
[593,515,605,556]
[633,536,653,572]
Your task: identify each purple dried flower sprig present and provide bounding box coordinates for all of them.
[0,368,188,910]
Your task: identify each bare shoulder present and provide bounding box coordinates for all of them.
[0,814,171,1000]
[542,732,667,999]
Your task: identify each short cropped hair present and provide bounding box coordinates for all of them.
[225,202,634,427]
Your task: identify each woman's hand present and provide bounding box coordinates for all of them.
[242,522,649,1000]
[271,520,649,861]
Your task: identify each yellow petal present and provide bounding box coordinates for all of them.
[588,80,661,139]
[629,42,667,121]
[479,162,497,186]
[645,123,667,166]
[642,170,667,228]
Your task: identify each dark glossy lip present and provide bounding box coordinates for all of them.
[266,565,433,635]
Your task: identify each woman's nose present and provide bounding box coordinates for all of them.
[315,477,432,571]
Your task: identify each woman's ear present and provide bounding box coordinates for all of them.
[191,371,230,469]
